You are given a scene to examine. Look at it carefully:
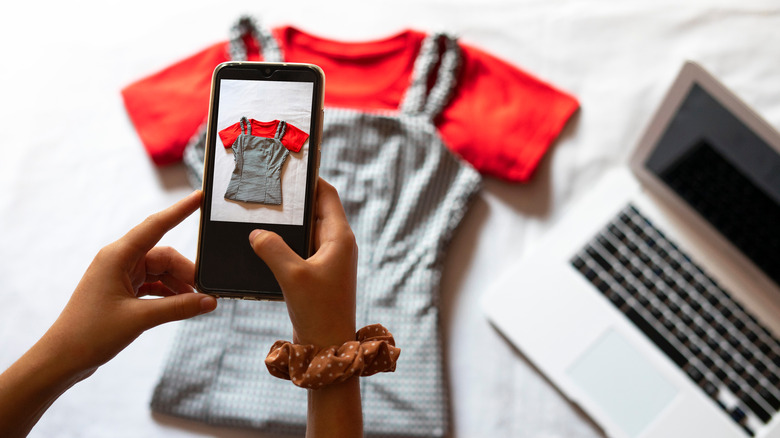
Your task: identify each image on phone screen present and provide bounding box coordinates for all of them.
[211,79,313,225]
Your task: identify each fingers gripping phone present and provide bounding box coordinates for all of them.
[195,62,325,300]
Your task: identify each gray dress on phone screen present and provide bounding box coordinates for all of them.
[224,117,289,205]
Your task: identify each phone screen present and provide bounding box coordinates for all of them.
[196,63,324,299]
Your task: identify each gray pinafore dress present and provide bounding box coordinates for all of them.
[224,117,289,205]
[164,16,481,437]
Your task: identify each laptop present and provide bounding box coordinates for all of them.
[481,61,780,438]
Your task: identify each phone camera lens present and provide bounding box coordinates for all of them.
[264,68,272,75]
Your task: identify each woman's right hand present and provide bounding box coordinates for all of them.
[249,178,358,348]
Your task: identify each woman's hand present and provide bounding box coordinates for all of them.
[249,178,358,348]
[48,190,218,376]
[0,190,218,438]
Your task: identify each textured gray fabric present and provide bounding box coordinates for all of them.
[224,118,290,205]
[228,15,283,68]
[160,17,481,437]
[183,16,283,188]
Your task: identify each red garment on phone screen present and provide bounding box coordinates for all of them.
[219,119,308,153]
[121,26,578,182]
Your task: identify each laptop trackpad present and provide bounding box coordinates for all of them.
[567,329,680,437]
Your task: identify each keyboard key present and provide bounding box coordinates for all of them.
[758,387,780,411]
[595,279,610,293]
[732,361,746,377]
[730,406,746,424]
[725,333,741,349]
[720,351,733,365]
[685,364,704,383]
[738,391,772,423]
[745,374,760,390]
[702,380,719,398]
[625,308,687,367]
[589,250,613,272]
[599,236,619,255]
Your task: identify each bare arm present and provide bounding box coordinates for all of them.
[0,335,86,437]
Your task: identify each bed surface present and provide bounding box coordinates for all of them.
[2,1,779,437]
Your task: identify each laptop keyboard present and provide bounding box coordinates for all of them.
[571,204,780,437]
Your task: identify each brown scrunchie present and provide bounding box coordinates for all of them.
[265,324,401,389]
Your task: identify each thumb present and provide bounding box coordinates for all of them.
[134,293,217,329]
[248,229,302,278]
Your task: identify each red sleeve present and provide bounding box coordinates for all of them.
[281,122,309,153]
[438,43,579,182]
[218,122,242,148]
[121,42,231,166]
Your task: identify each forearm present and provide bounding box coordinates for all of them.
[0,335,87,437]
[307,375,362,438]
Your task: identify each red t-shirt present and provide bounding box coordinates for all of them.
[121,26,579,182]
[219,119,308,153]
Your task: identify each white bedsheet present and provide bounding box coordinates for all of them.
[1,1,779,437]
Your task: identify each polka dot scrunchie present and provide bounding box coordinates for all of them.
[265,324,401,389]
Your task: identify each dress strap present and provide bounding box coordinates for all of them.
[274,120,287,140]
[398,33,462,119]
[228,15,283,62]
[240,117,251,135]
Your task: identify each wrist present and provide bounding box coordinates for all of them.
[294,327,356,348]
[293,318,356,348]
[31,331,96,386]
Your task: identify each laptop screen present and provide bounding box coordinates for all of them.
[643,83,780,287]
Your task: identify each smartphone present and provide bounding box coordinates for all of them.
[195,61,325,300]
